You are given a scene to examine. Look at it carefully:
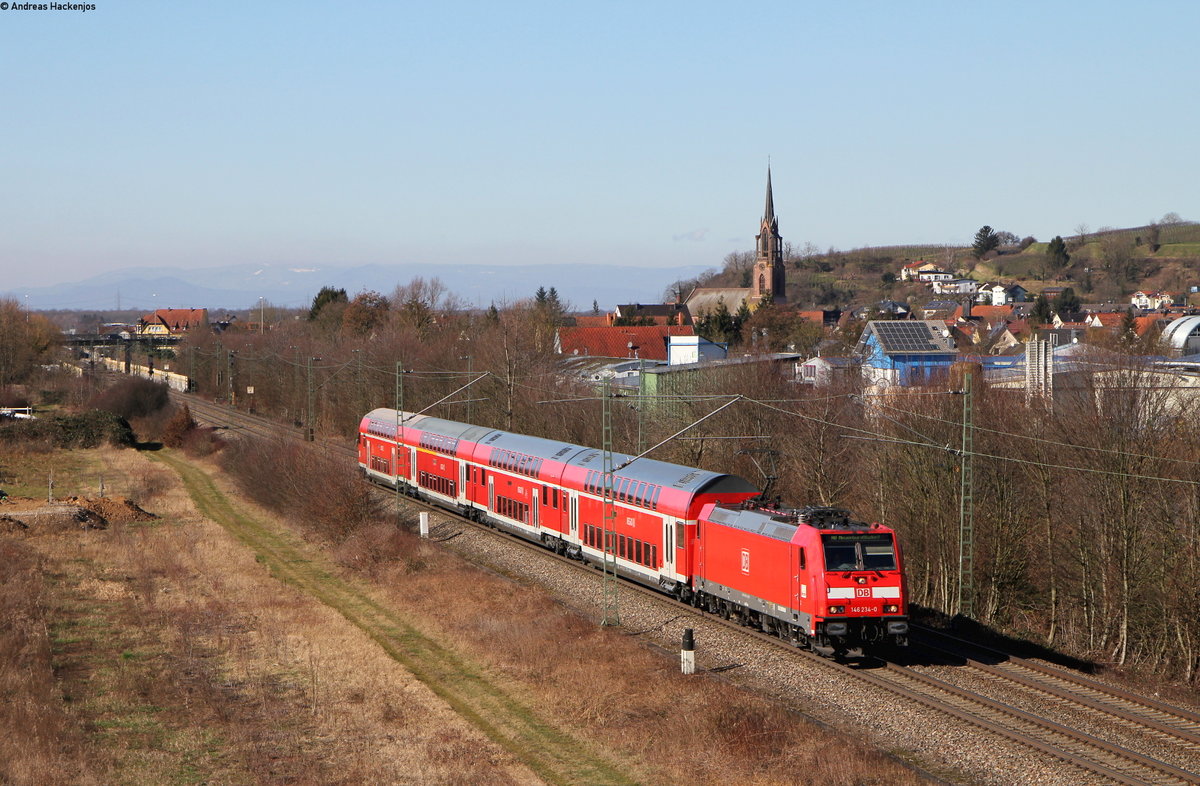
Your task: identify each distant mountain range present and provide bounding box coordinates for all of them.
[4,262,711,313]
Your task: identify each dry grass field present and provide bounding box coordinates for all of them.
[0,443,927,785]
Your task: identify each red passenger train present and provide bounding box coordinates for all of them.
[358,408,908,656]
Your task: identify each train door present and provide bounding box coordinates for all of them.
[532,489,540,529]
[459,464,467,502]
[569,494,577,537]
[663,520,674,572]
[488,476,495,512]
[790,545,802,613]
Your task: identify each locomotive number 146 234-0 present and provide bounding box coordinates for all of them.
[850,605,877,613]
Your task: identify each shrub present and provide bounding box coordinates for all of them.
[161,405,196,448]
[180,426,224,457]
[0,388,30,408]
[218,435,382,540]
[0,410,135,448]
[89,378,169,420]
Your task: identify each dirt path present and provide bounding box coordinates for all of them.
[153,450,635,786]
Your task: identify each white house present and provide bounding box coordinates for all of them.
[918,270,954,283]
[1131,291,1173,310]
[901,260,944,282]
[932,279,979,296]
[668,334,728,365]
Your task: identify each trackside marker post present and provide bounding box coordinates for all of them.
[419,511,429,538]
[681,628,695,675]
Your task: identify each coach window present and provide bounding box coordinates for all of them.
[635,540,643,564]
[552,488,559,508]
[651,486,662,510]
[799,548,806,570]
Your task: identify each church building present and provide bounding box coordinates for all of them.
[685,167,789,318]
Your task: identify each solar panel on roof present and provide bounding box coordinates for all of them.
[872,321,952,353]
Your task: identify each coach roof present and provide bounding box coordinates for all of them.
[363,408,757,496]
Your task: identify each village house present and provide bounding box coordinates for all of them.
[1130,291,1174,310]
[900,260,944,282]
[554,324,694,361]
[609,302,691,326]
[975,283,1027,305]
[854,320,959,388]
[931,279,979,296]
[136,308,208,336]
[917,269,954,284]
[797,356,860,387]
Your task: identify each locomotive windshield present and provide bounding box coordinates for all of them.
[821,533,897,571]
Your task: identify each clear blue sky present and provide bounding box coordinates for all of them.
[1,0,1195,289]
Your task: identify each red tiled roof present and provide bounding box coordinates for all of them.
[1134,316,1167,336]
[797,310,825,324]
[1006,319,1031,338]
[141,308,207,331]
[556,325,694,360]
[1089,313,1125,328]
[968,305,1014,322]
[571,315,610,327]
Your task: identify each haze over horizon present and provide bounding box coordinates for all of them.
[2,1,1195,299]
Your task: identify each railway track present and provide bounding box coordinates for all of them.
[916,626,1200,749]
[172,391,1200,785]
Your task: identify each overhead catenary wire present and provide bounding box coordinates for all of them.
[741,395,1200,488]
[869,396,1200,468]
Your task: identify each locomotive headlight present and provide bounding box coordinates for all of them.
[855,576,867,585]
[883,604,899,614]
[828,605,845,615]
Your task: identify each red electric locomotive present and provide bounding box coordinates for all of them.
[693,503,907,656]
[357,408,908,656]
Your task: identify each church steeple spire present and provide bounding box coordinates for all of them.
[764,166,776,226]
[752,165,787,305]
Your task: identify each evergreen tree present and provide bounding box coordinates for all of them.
[1052,287,1081,317]
[1046,235,1070,270]
[308,286,348,320]
[1030,294,1053,325]
[592,299,600,315]
[972,226,1001,259]
[1120,307,1138,342]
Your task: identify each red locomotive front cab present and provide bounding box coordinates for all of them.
[809,513,908,656]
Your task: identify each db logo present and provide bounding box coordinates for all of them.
[855,587,871,598]
[740,549,750,574]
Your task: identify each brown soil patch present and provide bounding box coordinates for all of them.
[64,495,157,523]
[0,500,107,531]
[0,495,153,532]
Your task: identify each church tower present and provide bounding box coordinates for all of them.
[752,167,787,305]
